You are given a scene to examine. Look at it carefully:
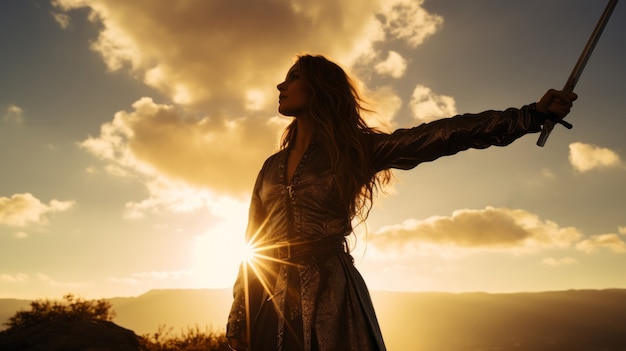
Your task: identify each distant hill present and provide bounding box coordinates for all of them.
[2,289,626,350]
[0,299,31,330]
[372,289,626,350]
[109,288,233,335]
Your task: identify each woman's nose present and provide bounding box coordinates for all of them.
[277,81,286,91]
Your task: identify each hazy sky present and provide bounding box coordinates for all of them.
[1,0,625,300]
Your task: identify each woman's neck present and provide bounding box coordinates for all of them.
[292,118,314,152]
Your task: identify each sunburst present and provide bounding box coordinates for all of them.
[237,219,300,346]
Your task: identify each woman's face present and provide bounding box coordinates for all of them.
[277,64,311,117]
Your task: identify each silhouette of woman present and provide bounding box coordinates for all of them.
[226,54,576,351]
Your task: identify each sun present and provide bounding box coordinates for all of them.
[189,201,251,289]
[240,242,258,264]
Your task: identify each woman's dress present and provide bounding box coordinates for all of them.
[227,105,543,350]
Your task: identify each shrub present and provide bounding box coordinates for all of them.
[4,293,115,331]
[3,293,230,350]
[140,325,230,351]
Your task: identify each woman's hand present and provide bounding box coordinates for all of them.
[536,89,578,119]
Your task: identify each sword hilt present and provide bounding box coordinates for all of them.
[536,116,573,147]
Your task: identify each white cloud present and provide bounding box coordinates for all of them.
[121,177,248,220]
[0,193,75,227]
[51,11,71,28]
[48,0,436,116]
[80,97,273,191]
[79,97,271,217]
[13,232,29,239]
[55,0,444,217]
[375,51,407,78]
[362,86,402,131]
[110,270,192,287]
[245,89,270,111]
[542,257,577,266]
[132,270,191,280]
[576,233,626,254]
[84,166,97,174]
[37,273,86,288]
[409,85,457,123]
[104,164,131,177]
[52,0,440,110]
[0,273,29,283]
[568,142,623,172]
[3,104,23,125]
[541,168,556,179]
[370,206,582,256]
[110,277,141,286]
[379,0,443,47]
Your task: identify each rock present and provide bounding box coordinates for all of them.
[0,319,144,351]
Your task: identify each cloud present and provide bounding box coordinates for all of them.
[409,85,457,123]
[110,277,141,286]
[56,0,444,216]
[79,97,272,190]
[362,85,402,130]
[370,207,582,255]
[51,11,71,28]
[541,168,555,179]
[80,97,273,217]
[576,233,626,254]
[110,270,191,287]
[121,177,249,220]
[52,0,441,110]
[379,0,443,47]
[0,193,75,227]
[3,104,23,125]
[568,142,623,172]
[13,232,29,239]
[542,257,577,266]
[132,270,191,280]
[0,273,29,283]
[37,273,86,288]
[375,51,407,78]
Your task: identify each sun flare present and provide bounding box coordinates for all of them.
[240,242,258,263]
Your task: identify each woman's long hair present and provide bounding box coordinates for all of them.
[280,54,391,222]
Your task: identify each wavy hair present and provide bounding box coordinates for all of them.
[280,54,391,222]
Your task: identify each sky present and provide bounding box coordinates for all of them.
[1,0,625,300]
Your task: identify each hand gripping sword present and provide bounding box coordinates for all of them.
[537,0,619,147]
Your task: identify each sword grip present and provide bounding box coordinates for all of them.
[536,112,573,147]
[536,121,555,147]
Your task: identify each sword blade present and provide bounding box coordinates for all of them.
[537,0,619,147]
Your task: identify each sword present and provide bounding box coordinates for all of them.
[537,0,619,147]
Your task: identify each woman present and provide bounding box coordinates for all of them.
[227,54,576,351]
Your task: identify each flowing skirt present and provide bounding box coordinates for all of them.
[245,252,386,351]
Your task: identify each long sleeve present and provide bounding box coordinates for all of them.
[370,104,542,172]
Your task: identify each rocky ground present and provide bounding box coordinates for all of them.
[0,319,143,351]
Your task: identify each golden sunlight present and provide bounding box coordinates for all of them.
[240,242,257,263]
[190,215,248,289]
[245,88,269,111]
